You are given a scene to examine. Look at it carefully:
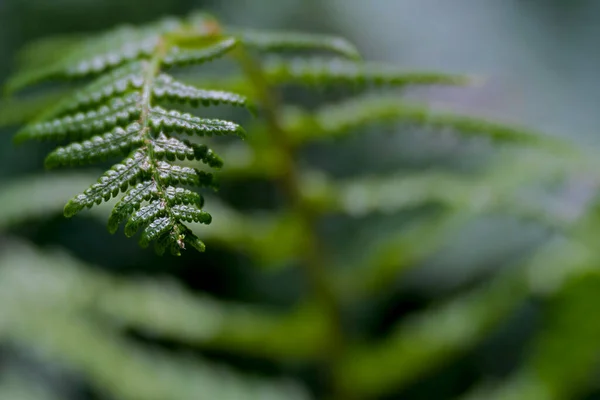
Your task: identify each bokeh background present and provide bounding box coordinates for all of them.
[1,1,600,399]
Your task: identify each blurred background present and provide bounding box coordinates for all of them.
[1,0,600,399]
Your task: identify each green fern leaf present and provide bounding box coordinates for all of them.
[148,106,246,137]
[0,89,73,128]
[154,135,223,167]
[108,181,158,234]
[44,123,144,168]
[164,186,204,206]
[63,150,148,217]
[155,161,216,188]
[153,73,250,109]
[263,57,469,87]
[0,243,314,399]
[162,36,238,67]
[285,95,570,151]
[7,14,256,254]
[336,270,527,398]
[45,61,146,118]
[14,93,142,143]
[0,173,101,229]
[234,30,360,59]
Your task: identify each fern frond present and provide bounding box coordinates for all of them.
[148,106,245,137]
[44,123,145,168]
[44,61,146,118]
[0,173,100,229]
[0,89,73,128]
[336,236,595,399]
[285,95,568,149]
[154,135,223,167]
[63,149,148,216]
[336,213,468,298]
[262,57,470,87]
[15,94,142,143]
[302,154,574,230]
[162,36,238,67]
[512,269,600,400]
[336,270,527,398]
[107,181,157,233]
[14,34,84,72]
[8,15,261,253]
[233,30,360,59]
[0,369,62,400]
[153,74,250,109]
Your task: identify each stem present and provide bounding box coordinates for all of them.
[233,47,349,400]
[139,38,186,247]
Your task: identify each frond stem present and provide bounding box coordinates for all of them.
[139,37,186,247]
[233,46,350,400]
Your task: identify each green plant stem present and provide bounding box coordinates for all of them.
[233,47,350,400]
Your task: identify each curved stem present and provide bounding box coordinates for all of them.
[233,47,350,400]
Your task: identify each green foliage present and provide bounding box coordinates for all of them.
[5,8,600,400]
[0,241,312,400]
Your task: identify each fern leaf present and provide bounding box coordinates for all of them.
[263,57,469,87]
[162,37,238,67]
[155,161,216,188]
[149,106,246,137]
[285,95,570,151]
[0,242,315,399]
[0,173,100,229]
[0,89,73,128]
[138,216,175,247]
[336,213,468,298]
[44,123,144,168]
[234,30,360,59]
[124,200,167,237]
[14,93,141,143]
[154,135,223,167]
[336,271,527,398]
[14,34,84,73]
[45,61,146,118]
[513,270,600,400]
[164,187,204,206]
[63,150,148,217]
[8,19,253,253]
[107,181,158,234]
[0,369,62,400]
[153,73,250,109]
[171,203,212,223]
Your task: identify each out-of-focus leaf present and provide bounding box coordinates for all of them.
[0,241,326,361]
[0,89,73,128]
[0,242,315,399]
[0,173,102,230]
[466,269,600,400]
[261,57,470,88]
[334,212,469,299]
[283,95,576,154]
[299,152,577,230]
[334,236,596,399]
[0,369,62,400]
[334,270,528,398]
